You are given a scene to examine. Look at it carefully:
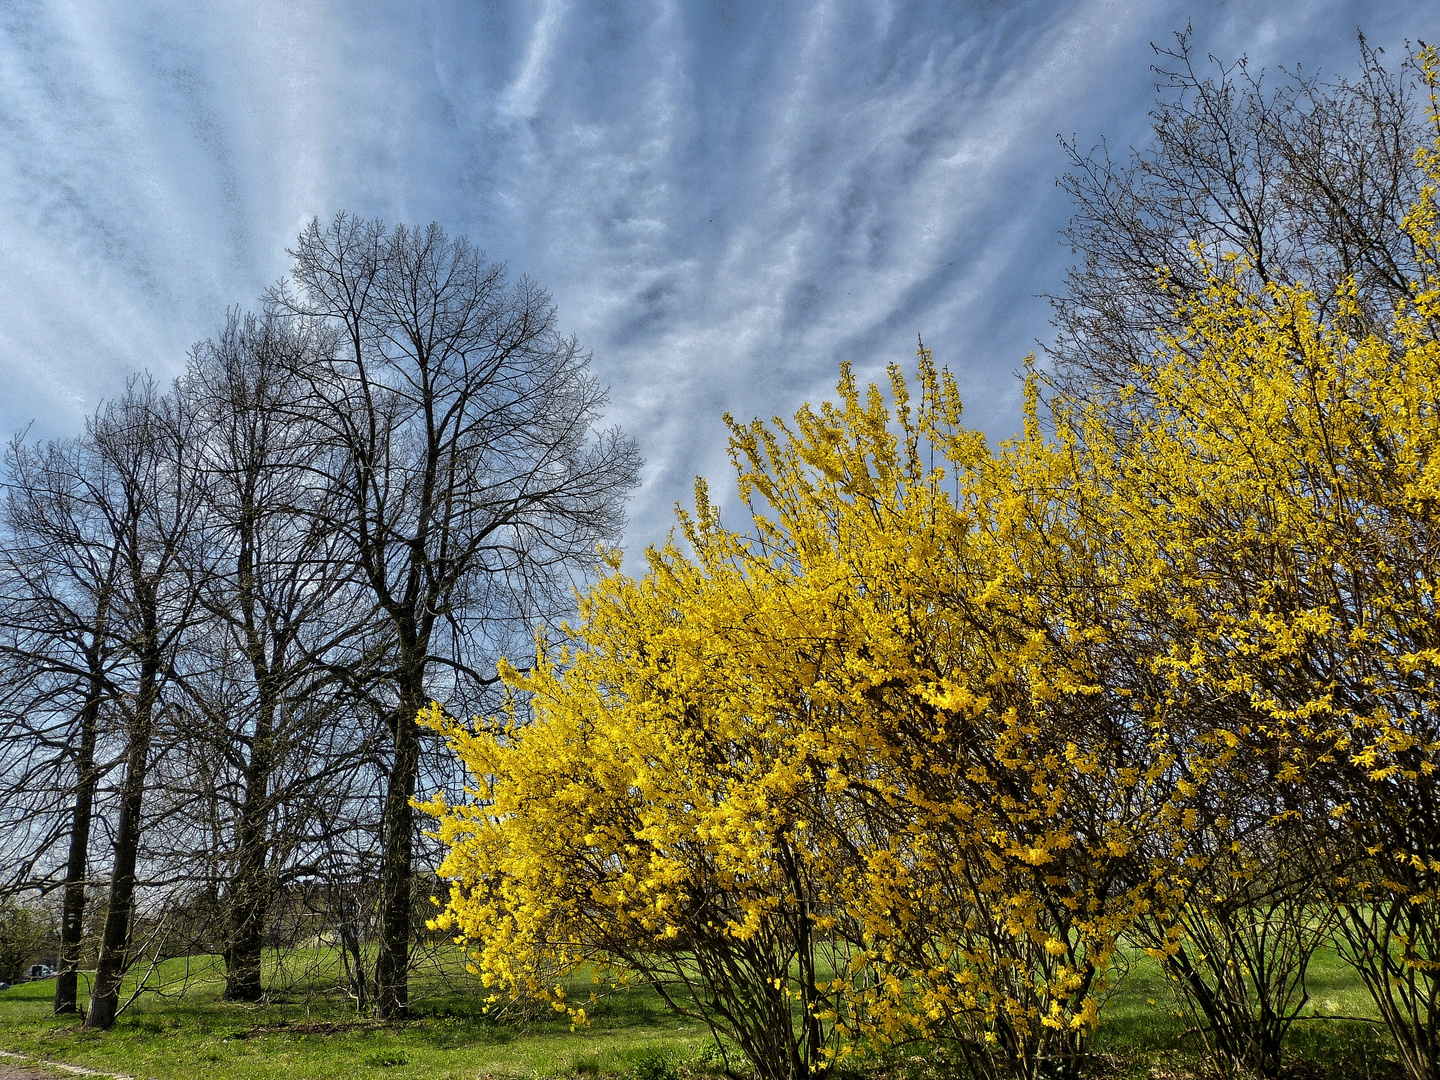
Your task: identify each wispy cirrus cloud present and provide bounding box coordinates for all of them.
[0,0,1421,556]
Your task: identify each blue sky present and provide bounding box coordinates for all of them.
[0,0,1424,557]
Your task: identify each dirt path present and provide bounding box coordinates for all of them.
[0,1061,65,1080]
[0,1052,132,1080]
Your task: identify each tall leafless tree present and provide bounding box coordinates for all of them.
[268,212,641,1019]
[176,311,385,1001]
[77,379,205,1030]
[0,434,128,1014]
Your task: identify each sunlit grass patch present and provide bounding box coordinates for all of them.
[0,943,1402,1080]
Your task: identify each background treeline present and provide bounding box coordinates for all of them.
[422,37,1440,1080]
[0,217,640,1026]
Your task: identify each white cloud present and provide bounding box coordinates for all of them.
[0,0,1423,561]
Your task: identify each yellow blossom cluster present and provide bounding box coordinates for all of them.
[422,45,1440,1080]
[419,347,1226,1080]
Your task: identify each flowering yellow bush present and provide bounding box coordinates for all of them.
[710,354,1223,1080]
[423,45,1440,1080]
[421,350,1219,1080]
[419,502,859,1078]
[1072,93,1440,1078]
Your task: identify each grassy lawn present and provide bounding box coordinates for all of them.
[1088,946,1399,1079]
[0,945,1403,1079]
[0,952,713,1080]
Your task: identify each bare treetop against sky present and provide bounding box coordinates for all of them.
[0,0,1423,557]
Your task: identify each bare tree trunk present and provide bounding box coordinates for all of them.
[54,665,103,1015]
[86,649,159,1031]
[373,680,422,1021]
[223,690,275,1002]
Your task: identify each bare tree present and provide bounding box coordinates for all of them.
[77,379,205,1030]
[0,434,127,1014]
[176,311,383,1001]
[1049,30,1436,403]
[267,212,641,1019]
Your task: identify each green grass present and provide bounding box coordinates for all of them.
[0,952,714,1080]
[0,944,1403,1079]
[1089,944,1399,1079]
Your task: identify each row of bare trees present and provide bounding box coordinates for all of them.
[0,214,640,1027]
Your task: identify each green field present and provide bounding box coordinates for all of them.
[0,945,1404,1079]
